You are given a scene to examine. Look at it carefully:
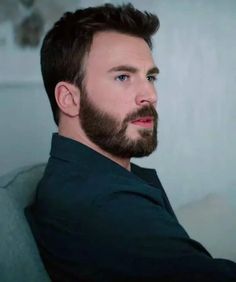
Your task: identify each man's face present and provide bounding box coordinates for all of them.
[79,31,159,158]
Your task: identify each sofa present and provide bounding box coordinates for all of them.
[0,164,50,282]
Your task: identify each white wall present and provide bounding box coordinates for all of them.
[0,0,236,209]
[134,0,236,208]
[0,83,56,175]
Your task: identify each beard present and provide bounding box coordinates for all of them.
[79,88,158,159]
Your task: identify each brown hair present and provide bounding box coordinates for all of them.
[40,3,160,125]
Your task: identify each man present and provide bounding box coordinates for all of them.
[26,3,236,281]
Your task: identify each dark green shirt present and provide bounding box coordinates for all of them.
[26,133,236,281]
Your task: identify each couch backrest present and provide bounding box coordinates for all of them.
[0,164,50,282]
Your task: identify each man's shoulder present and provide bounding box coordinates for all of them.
[37,158,159,204]
[37,157,123,197]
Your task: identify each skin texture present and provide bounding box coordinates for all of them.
[56,31,159,170]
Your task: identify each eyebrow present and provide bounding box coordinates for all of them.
[108,65,160,75]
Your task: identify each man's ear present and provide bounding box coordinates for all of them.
[55,81,80,117]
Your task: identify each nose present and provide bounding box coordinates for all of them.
[135,81,157,107]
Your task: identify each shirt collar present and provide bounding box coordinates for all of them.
[50,133,158,186]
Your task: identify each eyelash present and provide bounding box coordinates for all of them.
[147,75,157,82]
[115,74,129,81]
[115,74,157,83]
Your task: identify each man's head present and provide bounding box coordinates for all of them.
[41,3,160,159]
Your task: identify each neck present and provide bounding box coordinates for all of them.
[58,122,131,171]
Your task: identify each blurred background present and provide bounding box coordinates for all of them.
[0,0,236,259]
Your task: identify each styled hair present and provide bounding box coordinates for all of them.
[41,3,160,125]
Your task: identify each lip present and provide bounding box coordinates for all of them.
[131,116,154,128]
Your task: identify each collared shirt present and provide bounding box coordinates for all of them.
[26,133,236,281]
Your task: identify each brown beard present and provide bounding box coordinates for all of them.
[79,87,158,158]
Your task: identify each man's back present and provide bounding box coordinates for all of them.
[26,134,236,281]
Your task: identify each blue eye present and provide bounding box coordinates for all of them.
[115,74,129,81]
[147,75,157,82]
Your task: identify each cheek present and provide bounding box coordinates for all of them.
[86,77,136,118]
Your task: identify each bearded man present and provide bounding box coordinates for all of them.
[26,3,236,281]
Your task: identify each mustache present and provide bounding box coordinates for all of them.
[124,105,158,123]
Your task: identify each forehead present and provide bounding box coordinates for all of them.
[85,31,155,72]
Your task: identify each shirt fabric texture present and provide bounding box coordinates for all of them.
[26,133,236,281]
